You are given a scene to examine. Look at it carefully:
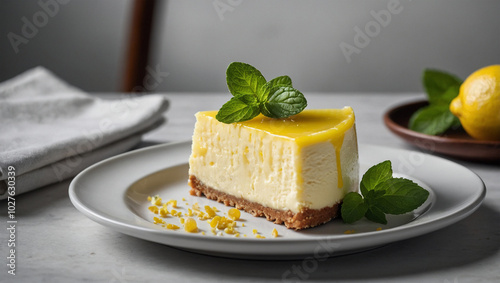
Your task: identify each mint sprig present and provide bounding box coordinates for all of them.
[216,62,307,123]
[409,69,462,135]
[341,160,429,225]
[215,95,260,124]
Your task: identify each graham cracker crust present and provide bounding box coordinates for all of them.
[188,175,340,230]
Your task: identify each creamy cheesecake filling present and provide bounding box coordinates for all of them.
[300,127,358,209]
[189,108,359,214]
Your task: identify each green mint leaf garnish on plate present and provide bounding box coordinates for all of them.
[371,178,430,215]
[341,160,429,225]
[217,62,307,123]
[365,206,387,224]
[360,160,392,196]
[409,69,462,135]
[340,192,368,223]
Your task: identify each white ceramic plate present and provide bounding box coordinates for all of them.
[69,141,485,259]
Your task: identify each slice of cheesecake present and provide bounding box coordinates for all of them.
[188,108,359,230]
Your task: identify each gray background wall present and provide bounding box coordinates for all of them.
[1,0,500,93]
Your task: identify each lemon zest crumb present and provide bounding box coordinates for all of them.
[153,217,165,224]
[148,206,159,214]
[204,206,216,218]
[159,208,169,217]
[210,216,221,228]
[228,208,241,220]
[149,195,162,206]
[184,218,198,233]
[167,199,177,208]
[166,223,179,230]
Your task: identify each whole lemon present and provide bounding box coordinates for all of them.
[450,65,500,141]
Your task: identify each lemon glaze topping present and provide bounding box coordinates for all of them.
[200,108,355,189]
[202,108,355,146]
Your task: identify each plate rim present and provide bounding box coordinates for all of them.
[69,141,486,256]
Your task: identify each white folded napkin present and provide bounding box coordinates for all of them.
[0,67,169,199]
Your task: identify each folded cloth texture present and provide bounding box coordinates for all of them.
[0,67,169,199]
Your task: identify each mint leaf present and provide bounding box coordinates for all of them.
[435,85,460,106]
[360,160,392,196]
[260,76,293,102]
[226,62,267,101]
[217,62,307,123]
[265,75,293,89]
[372,178,429,215]
[364,188,387,205]
[423,69,462,105]
[341,192,368,224]
[365,206,387,224]
[341,160,429,225]
[215,95,260,123]
[409,104,460,135]
[234,93,259,105]
[408,69,463,136]
[260,86,307,118]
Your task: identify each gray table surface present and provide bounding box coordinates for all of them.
[1,93,499,283]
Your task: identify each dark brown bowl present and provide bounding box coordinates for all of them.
[383,100,500,162]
